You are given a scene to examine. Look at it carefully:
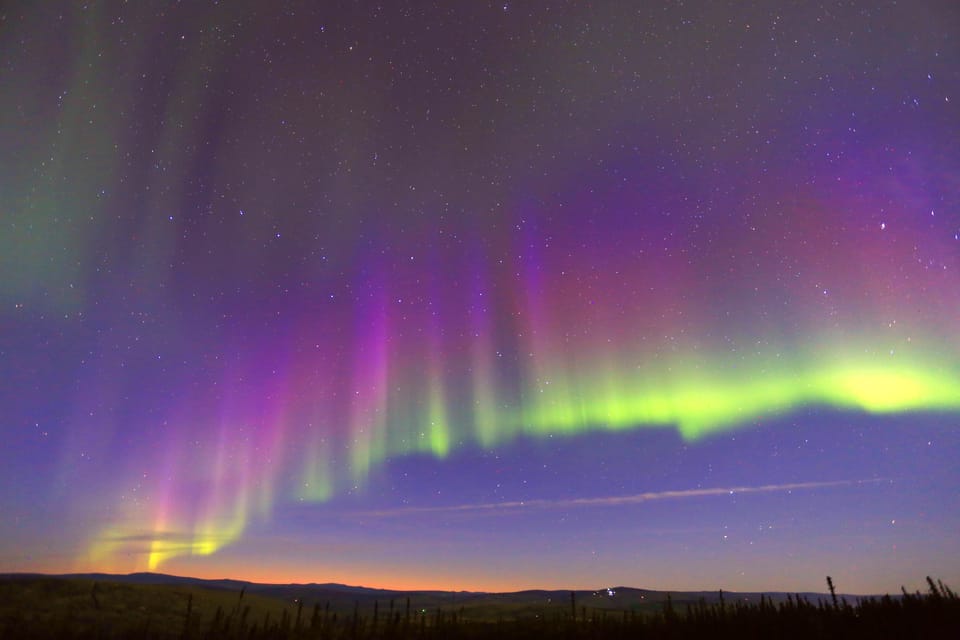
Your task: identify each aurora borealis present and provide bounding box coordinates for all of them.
[1,1,959,593]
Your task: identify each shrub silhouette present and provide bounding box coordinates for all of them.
[1,575,957,639]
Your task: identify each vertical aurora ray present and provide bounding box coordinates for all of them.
[299,412,335,503]
[467,265,503,448]
[514,213,580,437]
[347,273,392,484]
[423,265,453,458]
[424,352,451,458]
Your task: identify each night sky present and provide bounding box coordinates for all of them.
[2,1,959,594]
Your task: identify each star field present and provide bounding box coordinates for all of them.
[1,1,958,592]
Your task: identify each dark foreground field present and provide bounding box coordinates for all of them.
[1,574,957,639]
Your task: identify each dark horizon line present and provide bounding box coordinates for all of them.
[0,570,901,599]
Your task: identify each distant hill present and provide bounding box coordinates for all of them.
[1,571,854,618]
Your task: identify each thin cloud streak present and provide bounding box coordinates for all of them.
[358,479,884,518]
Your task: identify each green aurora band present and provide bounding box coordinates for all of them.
[298,346,960,503]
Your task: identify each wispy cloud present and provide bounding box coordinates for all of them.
[358,479,883,518]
